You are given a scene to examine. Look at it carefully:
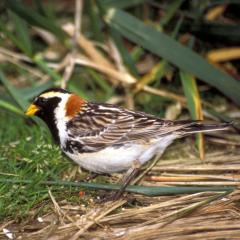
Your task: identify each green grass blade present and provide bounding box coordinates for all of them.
[135,17,182,93]
[8,11,32,56]
[105,8,240,105]
[33,54,62,82]
[180,72,203,120]
[0,178,235,196]
[131,46,145,62]
[126,186,234,196]
[6,0,68,44]
[183,21,240,44]
[0,99,24,116]
[180,71,205,159]
[159,0,184,27]
[110,28,139,77]
[86,69,113,95]
[0,70,28,111]
[86,0,104,42]
[135,60,168,93]
[0,19,30,56]
[33,0,47,16]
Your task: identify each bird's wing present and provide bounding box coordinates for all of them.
[65,103,189,152]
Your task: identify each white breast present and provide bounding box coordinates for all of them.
[63,135,176,174]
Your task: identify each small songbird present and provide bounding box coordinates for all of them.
[26,88,230,201]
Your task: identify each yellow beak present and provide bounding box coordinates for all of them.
[25,104,39,116]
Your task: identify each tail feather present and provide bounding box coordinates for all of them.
[177,121,232,136]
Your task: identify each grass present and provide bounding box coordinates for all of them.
[0,112,239,239]
[0,112,83,220]
[0,1,240,238]
[1,109,239,239]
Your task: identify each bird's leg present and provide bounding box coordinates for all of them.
[98,160,141,203]
[113,166,140,200]
[83,172,99,182]
[83,172,111,182]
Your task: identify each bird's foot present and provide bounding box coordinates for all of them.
[95,190,125,203]
[82,172,111,182]
[82,173,99,182]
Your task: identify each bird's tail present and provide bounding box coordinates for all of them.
[176,121,232,137]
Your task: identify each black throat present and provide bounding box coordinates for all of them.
[42,113,60,144]
[35,97,62,144]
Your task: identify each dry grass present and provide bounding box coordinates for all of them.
[1,143,239,240]
[0,1,240,239]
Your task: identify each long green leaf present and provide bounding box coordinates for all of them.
[0,99,24,116]
[0,178,235,196]
[86,0,104,42]
[180,72,202,120]
[8,11,32,56]
[86,68,113,95]
[135,16,182,93]
[105,8,240,106]
[33,54,61,82]
[160,0,184,27]
[183,21,240,43]
[180,71,205,159]
[0,19,30,56]
[110,27,139,77]
[0,71,28,110]
[6,0,68,44]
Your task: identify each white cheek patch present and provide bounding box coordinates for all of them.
[54,94,70,147]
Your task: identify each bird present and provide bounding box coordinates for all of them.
[25,88,231,201]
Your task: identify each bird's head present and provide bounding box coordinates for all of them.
[25,88,86,142]
[26,88,85,119]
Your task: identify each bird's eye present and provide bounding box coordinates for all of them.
[36,97,48,106]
